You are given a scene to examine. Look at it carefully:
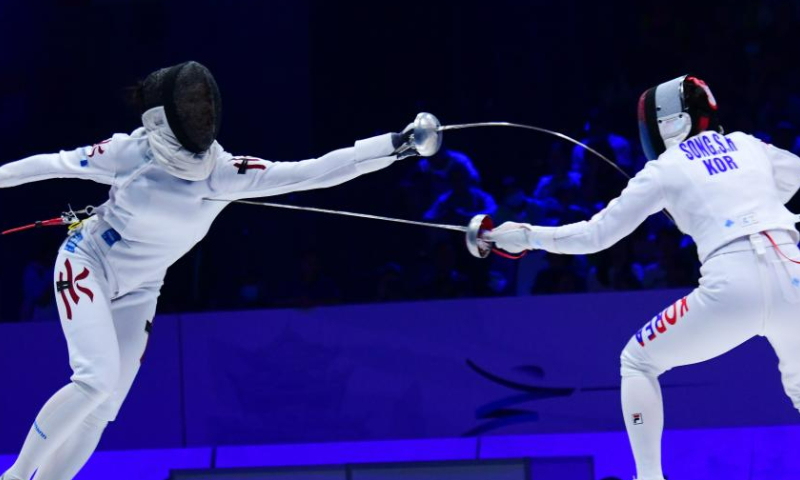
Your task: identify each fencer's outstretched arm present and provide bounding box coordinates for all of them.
[0,136,127,188]
[487,162,665,255]
[208,133,401,201]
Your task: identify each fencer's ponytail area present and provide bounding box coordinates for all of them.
[123,80,147,117]
[684,76,722,136]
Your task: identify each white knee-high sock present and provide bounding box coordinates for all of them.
[621,374,665,480]
[32,414,108,480]
[3,384,107,480]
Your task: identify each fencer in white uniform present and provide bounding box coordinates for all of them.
[0,61,437,480]
[486,75,800,480]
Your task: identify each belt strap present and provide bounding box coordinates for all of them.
[749,233,767,256]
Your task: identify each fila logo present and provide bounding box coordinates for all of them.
[632,413,643,425]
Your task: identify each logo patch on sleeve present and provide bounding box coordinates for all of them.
[88,139,112,158]
[632,413,643,425]
[231,157,267,174]
[101,228,121,247]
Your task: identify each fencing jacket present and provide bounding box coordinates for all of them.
[523,131,800,261]
[0,107,398,296]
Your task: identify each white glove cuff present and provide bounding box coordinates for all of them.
[354,133,397,174]
[525,226,559,253]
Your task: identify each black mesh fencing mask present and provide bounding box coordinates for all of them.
[141,61,222,154]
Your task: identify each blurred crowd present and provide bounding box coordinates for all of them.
[3,0,800,321]
[14,106,800,321]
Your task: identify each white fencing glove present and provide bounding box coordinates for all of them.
[483,221,536,254]
[392,112,442,159]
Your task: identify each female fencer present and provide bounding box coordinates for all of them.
[0,61,437,480]
[486,75,800,480]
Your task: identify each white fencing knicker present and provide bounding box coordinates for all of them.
[620,229,800,479]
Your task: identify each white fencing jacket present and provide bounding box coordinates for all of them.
[0,108,398,296]
[506,131,800,262]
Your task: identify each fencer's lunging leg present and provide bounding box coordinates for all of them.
[3,383,113,480]
[768,332,800,414]
[4,252,117,480]
[31,284,161,480]
[619,249,766,480]
[763,243,800,415]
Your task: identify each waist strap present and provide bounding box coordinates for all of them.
[749,233,767,256]
[709,229,796,258]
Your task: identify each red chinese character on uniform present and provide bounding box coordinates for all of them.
[55,259,94,320]
[88,139,112,158]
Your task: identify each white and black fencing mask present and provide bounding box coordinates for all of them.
[637,75,720,160]
[140,61,222,154]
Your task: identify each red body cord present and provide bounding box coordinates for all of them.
[2,217,65,235]
[763,232,800,264]
[491,248,528,260]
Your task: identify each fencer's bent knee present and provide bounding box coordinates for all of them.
[72,358,121,404]
[620,338,663,378]
[81,411,111,431]
[620,349,642,377]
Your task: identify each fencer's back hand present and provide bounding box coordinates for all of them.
[392,113,443,159]
[483,221,534,254]
[392,122,419,160]
[391,127,414,158]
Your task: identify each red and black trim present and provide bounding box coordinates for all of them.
[685,76,719,135]
[638,75,721,161]
[232,157,267,174]
[637,86,664,161]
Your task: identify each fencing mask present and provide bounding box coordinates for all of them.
[140,61,222,154]
[637,75,720,160]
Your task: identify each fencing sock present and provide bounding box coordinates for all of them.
[32,413,108,480]
[621,374,666,480]
[3,383,107,480]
